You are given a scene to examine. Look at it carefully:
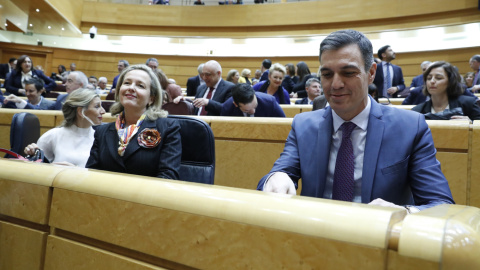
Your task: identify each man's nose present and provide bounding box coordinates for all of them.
[331,74,344,89]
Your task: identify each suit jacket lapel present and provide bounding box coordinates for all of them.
[315,107,333,197]
[212,80,224,102]
[361,97,384,203]
[105,123,126,169]
[122,119,156,160]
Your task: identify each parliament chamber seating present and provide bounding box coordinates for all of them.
[0,159,479,269]
[6,112,40,158]
[0,108,477,207]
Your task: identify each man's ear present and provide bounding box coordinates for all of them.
[233,101,238,108]
[368,62,377,84]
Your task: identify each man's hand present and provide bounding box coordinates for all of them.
[471,85,480,93]
[172,96,184,104]
[192,98,209,108]
[263,172,296,195]
[386,87,398,95]
[4,94,23,104]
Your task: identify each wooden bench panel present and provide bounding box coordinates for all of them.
[0,221,48,270]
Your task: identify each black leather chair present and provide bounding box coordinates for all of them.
[6,112,40,158]
[168,115,215,184]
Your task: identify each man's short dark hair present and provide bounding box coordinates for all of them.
[25,77,45,92]
[89,75,97,80]
[232,83,255,105]
[319,29,374,72]
[119,60,130,67]
[471,55,480,63]
[262,59,272,69]
[8,58,16,64]
[377,45,390,61]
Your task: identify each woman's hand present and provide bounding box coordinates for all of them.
[24,143,40,156]
[3,94,23,104]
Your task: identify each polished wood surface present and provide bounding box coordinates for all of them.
[0,159,479,269]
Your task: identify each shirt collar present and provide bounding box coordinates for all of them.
[332,97,371,133]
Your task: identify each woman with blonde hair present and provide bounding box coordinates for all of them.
[86,64,182,179]
[24,88,105,166]
[252,63,290,104]
[238,69,252,85]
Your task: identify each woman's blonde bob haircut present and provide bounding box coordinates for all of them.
[110,64,168,120]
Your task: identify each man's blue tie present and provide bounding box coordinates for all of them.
[385,63,392,97]
[332,122,357,201]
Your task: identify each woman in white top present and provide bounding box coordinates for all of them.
[24,88,106,167]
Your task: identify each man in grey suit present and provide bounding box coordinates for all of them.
[51,71,88,110]
[192,60,234,116]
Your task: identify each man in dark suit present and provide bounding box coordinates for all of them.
[51,71,88,110]
[295,78,322,105]
[468,55,480,92]
[0,58,16,79]
[373,45,407,98]
[258,29,453,212]
[409,61,430,89]
[259,59,271,82]
[192,60,234,116]
[221,84,285,117]
[111,60,129,91]
[186,63,204,96]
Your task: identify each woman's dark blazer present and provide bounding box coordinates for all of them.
[5,69,56,95]
[86,117,182,179]
[412,95,480,121]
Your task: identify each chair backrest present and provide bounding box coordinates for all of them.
[7,112,40,158]
[163,101,195,115]
[168,115,215,184]
[106,92,115,100]
[101,100,115,113]
[45,92,60,98]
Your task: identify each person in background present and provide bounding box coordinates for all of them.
[51,65,67,82]
[412,61,480,121]
[89,76,98,89]
[52,71,89,110]
[221,83,285,117]
[292,61,313,98]
[97,77,109,94]
[0,57,17,79]
[467,55,480,93]
[253,63,290,105]
[86,64,181,179]
[111,60,129,91]
[146,58,159,71]
[410,61,431,89]
[3,77,55,110]
[24,88,105,167]
[282,63,297,94]
[226,69,240,84]
[464,72,475,91]
[373,45,407,98]
[258,29,454,212]
[295,78,322,105]
[238,69,252,85]
[259,59,272,81]
[186,63,204,96]
[5,55,56,95]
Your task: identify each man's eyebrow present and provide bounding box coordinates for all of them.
[340,65,361,70]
